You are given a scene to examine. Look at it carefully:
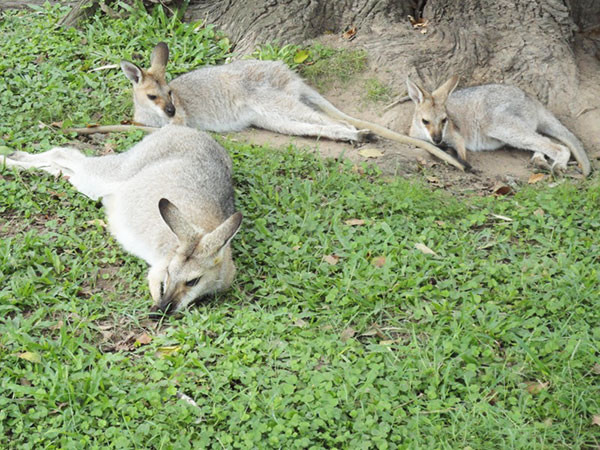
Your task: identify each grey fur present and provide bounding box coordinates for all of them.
[3,125,242,314]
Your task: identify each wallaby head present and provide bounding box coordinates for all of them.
[407,76,460,145]
[152,198,243,315]
[121,42,176,125]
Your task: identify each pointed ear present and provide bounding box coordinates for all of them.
[150,42,169,75]
[406,78,429,104]
[432,75,460,103]
[121,60,144,84]
[158,198,195,243]
[201,212,243,257]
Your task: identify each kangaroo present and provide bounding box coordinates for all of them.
[2,125,242,315]
[406,76,591,177]
[69,43,467,171]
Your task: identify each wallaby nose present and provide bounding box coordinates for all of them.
[149,300,174,320]
[165,103,176,117]
[432,135,443,145]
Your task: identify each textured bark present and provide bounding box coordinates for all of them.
[183,0,599,114]
[184,0,420,53]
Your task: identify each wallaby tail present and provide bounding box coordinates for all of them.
[66,124,159,135]
[300,87,467,172]
[538,109,591,177]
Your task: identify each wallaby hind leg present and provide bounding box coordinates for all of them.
[6,148,86,177]
[251,98,367,142]
[486,121,571,173]
[4,148,114,200]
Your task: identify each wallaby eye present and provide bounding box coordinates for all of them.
[441,117,448,124]
[422,119,430,125]
[185,277,201,287]
[168,90,173,97]
[147,94,157,101]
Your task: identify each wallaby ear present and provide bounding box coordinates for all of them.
[432,75,460,103]
[150,42,169,74]
[201,212,243,257]
[121,60,144,84]
[406,78,428,104]
[158,198,195,243]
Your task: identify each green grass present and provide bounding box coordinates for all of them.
[364,78,395,104]
[251,42,368,90]
[1,3,600,449]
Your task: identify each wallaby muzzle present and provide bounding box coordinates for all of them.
[165,103,176,117]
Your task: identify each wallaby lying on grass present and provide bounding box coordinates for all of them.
[3,125,242,315]
[70,42,467,171]
[406,76,591,176]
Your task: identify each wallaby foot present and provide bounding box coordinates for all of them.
[530,153,552,172]
[356,129,378,143]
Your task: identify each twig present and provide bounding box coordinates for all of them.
[384,95,410,111]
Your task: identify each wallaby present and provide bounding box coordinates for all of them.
[69,42,467,171]
[2,125,242,315]
[406,76,591,176]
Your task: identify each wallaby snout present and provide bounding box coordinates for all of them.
[165,102,176,117]
[431,132,444,145]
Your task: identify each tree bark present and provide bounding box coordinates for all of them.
[184,0,421,53]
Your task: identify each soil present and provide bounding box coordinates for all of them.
[232,32,600,195]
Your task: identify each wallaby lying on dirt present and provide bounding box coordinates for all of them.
[70,42,467,171]
[3,125,242,315]
[406,76,591,176]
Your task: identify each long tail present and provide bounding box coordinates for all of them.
[66,124,159,135]
[538,109,591,177]
[300,87,467,172]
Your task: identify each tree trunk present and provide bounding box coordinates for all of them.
[184,0,421,53]
[186,0,599,117]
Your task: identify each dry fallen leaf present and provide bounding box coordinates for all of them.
[323,254,340,265]
[426,176,442,186]
[435,220,446,226]
[156,345,181,358]
[592,363,600,375]
[526,381,549,394]
[292,245,301,251]
[372,256,386,267]
[358,148,384,159]
[86,219,107,228]
[293,318,307,328]
[379,339,398,345]
[17,352,41,363]
[415,243,437,256]
[136,333,153,345]
[528,173,546,184]
[340,327,356,342]
[49,320,64,330]
[533,208,545,216]
[345,218,365,226]
[492,184,513,196]
[351,164,365,175]
[592,415,600,426]
[342,25,357,40]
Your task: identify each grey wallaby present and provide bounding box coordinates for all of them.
[407,76,591,176]
[70,42,467,171]
[3,125,242,314]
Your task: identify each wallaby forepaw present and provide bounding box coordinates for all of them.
[6,151,27,161]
